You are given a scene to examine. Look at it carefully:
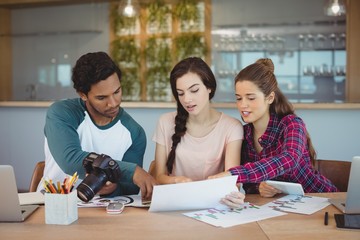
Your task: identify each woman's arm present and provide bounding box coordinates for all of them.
[154,143,192,184]
[224,139,242,171]
[230,116,308,183]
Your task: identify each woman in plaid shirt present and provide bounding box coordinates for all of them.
[211,58,338,197]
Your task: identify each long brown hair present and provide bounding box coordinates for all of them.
[235,58,317,166]
[166,57,217,174]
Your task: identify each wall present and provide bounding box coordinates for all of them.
[212,0,336,26]
[11,3,109,100]
[2,0,359,191]
[0,105,359,191]
[9,0,349,102]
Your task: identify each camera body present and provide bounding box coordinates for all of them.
[83,153,121,183]
[77,152,121,202]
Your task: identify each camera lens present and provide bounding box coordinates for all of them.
[77,172,107,202]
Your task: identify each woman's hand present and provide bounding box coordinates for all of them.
[221,191,245,209]
[259,181,282,197]
[207,171,232,179]
[174,176,192,183]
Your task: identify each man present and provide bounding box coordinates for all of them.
[38,51,155,199]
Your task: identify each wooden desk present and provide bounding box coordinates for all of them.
[0,205,267,240]
[246,192,360,240]
[0,193,358,240]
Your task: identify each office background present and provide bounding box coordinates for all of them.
[5,0,349,102]
[0,1,359,191]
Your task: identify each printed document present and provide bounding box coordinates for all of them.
[149,176,238,212]
[263,194,330,215]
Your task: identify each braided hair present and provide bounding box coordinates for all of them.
[166,57,217,174]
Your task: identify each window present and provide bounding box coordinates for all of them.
[1,0,349,103]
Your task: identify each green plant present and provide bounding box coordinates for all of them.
[174,33,208,61]
[173,0,208,62]
[110,3,138,35]
[147,0,171,33]
[109,0,208,102]
[111,38,141,100]
[120,67,141,101]
[112,38,140,65]
[173,0,200,30]
[145,37,172,101]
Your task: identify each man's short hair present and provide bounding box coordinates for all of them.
[72,52,122,95]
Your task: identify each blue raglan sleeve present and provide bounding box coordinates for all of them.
[46,101,145,196]
[44,99,89,178]
[108,109,146,196]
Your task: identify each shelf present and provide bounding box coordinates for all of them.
[2,101,360,110]
[0,30,103,37]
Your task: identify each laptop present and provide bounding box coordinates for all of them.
[0,165,39,222]
[329,156,360,214]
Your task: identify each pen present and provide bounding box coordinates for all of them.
[68,172,78,189]
[324,211,328,225]
[44,179,57,193]
[57,181,61,193]
[42,173,78,194]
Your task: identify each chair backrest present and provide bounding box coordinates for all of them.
[148,160,156,178]
[29,161,45,192]
[314,159,351,192]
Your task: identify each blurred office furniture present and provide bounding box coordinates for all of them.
[29,161,45,192]
[315,159,351,192]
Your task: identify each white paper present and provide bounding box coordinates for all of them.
[263,195,330,215]
[18,192,44,205]
[183,202,287,228]
[77,194,148,208]
[149,176,238,212]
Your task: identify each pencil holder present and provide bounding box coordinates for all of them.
[45,190,78,225]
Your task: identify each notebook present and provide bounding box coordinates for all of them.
[18,192,45,205]
[329,156,360,214]
[0,165,39,222]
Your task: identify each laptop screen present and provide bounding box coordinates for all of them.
[0,165,39,222]
[345,156,360,213]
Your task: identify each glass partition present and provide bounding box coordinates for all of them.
[211,0,346,103]
[4,0,346,103]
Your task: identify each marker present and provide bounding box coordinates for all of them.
[324,211,328,225]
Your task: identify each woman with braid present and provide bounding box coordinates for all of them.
[152,57,245,208]
[210,58,338,197]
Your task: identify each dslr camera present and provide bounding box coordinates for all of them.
[77,152,121,202]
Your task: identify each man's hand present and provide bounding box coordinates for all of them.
[133,166,157,200]
[98,181,118,195]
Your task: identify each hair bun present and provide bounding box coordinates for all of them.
[256,58,274,73]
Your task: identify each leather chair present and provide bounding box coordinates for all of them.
[29,161,45,192]
[314,159,351,192]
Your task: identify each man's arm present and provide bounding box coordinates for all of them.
[109,109,147,196]
[45,100,89,178]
